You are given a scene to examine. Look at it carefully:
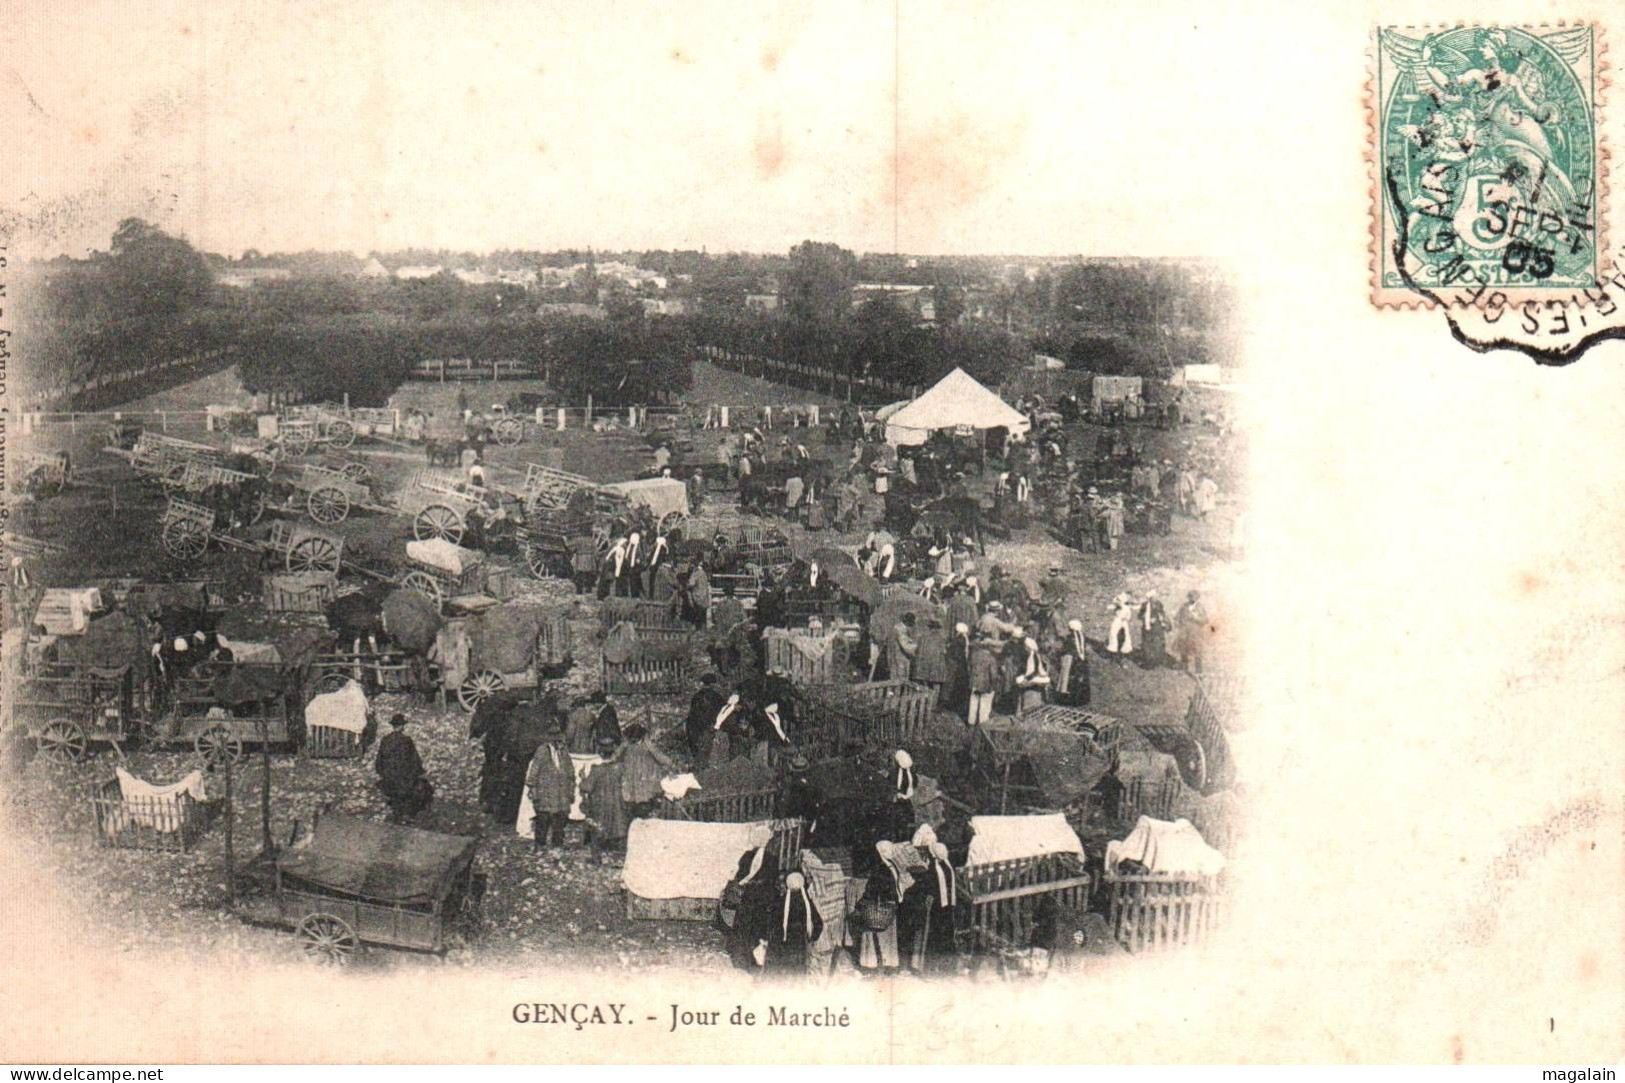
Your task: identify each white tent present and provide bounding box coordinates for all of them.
[883,368,1030,447]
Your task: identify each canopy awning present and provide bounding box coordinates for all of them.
[883,368,1030,446]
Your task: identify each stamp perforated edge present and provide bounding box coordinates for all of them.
[1366,21,1612,311]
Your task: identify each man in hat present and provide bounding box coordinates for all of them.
[976,601,1022,645]
[525,720,575,852]
[946,581,979,633]
[376,713,432,823]
[1039,563,1071,613]
[781,751,825,840]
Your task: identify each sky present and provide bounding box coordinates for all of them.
[3,0,1307,259]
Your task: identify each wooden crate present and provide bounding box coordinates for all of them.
[602,655,690,696]
[90,778,216,854]
[656,787,780,823]
[1105,872,1224,953]
[303,723,369,759]
[763,630,848,685]
[535,612,573,668]
[800,679,937,753]
[624,893,717,922]
[601,597,691,631]
[963,853,1093,949]
[263,572,337,614]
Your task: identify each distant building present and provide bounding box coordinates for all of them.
[359,256,390,278]
[536,302,607,320]
[395,265,444,280]
[214,267,292,288]
[853,283,935,323]
[642,298,689,316]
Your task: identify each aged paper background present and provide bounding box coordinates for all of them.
[1,0,1621,1064]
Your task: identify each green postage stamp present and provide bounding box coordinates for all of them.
[1372,24,1622,359]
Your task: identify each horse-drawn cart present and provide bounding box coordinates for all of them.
[235,812,483,963]
[447,601,573,711]
[396,471,510,545]
[15,662,142,765]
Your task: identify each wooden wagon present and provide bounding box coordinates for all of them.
[396,470,495,545]
[1182,673,1243,794]
[654,786,782,823]
[158,498,227,560]
[288,464,383,525]
[797,679,936,758]
[157,661,303,766]
[1104,868,1225,953]
[311,647,425,700]
[235,812,483,963]
[452,604,573,711]
[972,709,1117,814]
[265,521,345,576]
[161,460,269,525]
[106,430,220,479]
[90,773,220,853]
[262,571,338,614]
[517,488,600,578]
[15,662,142,764]
[600,596,691,632]
[18,450,71,496]
[399,540,488,612]
[276,404,362,454]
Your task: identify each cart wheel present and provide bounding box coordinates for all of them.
[313,671,353,694]
[522,543,551,579]
[287,533,341,575]
[339,462,371,484]
[458,670,505,712]
[414,504,464,544]
[657,510,687,535]
[280,432,312,458]
[307,485,351,524]
[297,913,358,965]
[162,463,189,491]
[37,719,87,765]
[162,518,210,560]
[327,420,357,448]
[1185,737,1209,793]
[494,418,523,447]
[401,571,444,608]
[247,488,269,525]
[195,725,244,767]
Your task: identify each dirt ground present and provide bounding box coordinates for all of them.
[5,362,1245,972]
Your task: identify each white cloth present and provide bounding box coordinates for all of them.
[660,773,702,800]
[113,767,207,833]
[304,679,369,735]
[1106,816,1227,877]
[406,537,476,576]
[622,819,775,900]
[965,813,1085,868]
[214,634,282,665]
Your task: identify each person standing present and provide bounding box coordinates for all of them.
[375,713,432,823]
[946,583,979,635]
[580,736,629,864]
[856,841,907,974]
[525,722,575,853]
[887,613,918,681]
[1015,636,1051,711]
[1106,593,1136,665]
[911,614,948,697]
[684,673,727,760]
[1138,590,1171,668]
[944,621,973,712]
[1056,619,1092,706]
[1175,590,1209,674]
[968,634,999,726]
[620,722,677,820]
[766,872,824,977]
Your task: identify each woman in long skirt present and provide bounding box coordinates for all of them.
[765,872,824,977]
[856,841,907,973]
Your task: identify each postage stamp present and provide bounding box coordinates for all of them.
[1372,24,1623,361]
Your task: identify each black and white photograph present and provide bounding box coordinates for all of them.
[1,0,1620,1068]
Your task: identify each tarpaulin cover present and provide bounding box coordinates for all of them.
[1106,816,1226,877]
[694,757,776,795]
[470,602,550,673]
[406,538,478,577]
[600,477,690,521]
[868,593,941,643]
[305,679,369,735]
[381,590,441,654]
[980,716,1112,807]
[215,605,329,666]
[279,812,477,905]
[622,819,773,901]
[54,612,148,669]
[965,814,1085,868]
[822,558,883,609]
[211,665,286,704]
